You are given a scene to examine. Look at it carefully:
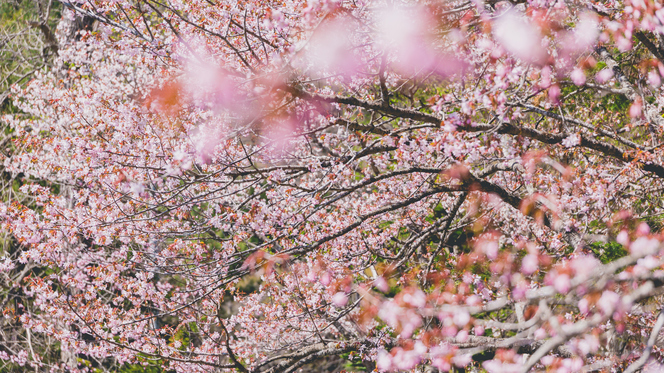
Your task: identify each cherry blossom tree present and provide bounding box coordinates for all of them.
[3,0,664,372]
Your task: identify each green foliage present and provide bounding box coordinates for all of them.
[341,351,368,372]
[600,93,631,113]
[0,1,61,106]
[589,241,628,264]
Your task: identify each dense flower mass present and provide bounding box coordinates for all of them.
[3,0,664,372]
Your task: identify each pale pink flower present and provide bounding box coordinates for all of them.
[570,68,586,86]
[453,353,472,367]
[375,6,464,76]
[616,36,632,52]
[265,119,296,156]
[616,230,630,246]
[391,343,425,371]
[474,325,485,336]
[402,289,427,308]
[185,60,237,110]
[456,329,469,342]
[483,360,523,373]
[562,133,581,148]
[521,254,538,275]
[319,271,332,286]
[597,291,620,315]
[493,9,547,65]
[596,68,614,83]
[571,14,599,51]
[129,182,144,197]
[304,17,360,77]
[540,66,552,88]
[331,292,348,307]
[630,237,660,256]
[548,85,561,104]
[376,350,392,372]
[648,70,661,87]
[466,295,481,306]
[554,273,571,294]
[570,256,600,280]
[0,257,15,272]
[478,239,499,259]
[374,276,389,292]
[637,256,659,270]
[637,222,651,236]
[629,100,642,118]
[453,310,470,327]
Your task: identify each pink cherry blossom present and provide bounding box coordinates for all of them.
[493,9,547,65]
[331,292,348,307]
[570,68,586,86]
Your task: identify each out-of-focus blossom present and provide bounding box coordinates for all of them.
[548,84,561,105]
[129,182,144,197]
[320,271,332,286]
[302,17,361,77]
[376,349,392,372]
[375,6,464,76]
[596,68,614,83]
[493,9,547,65]
[579,297,589,314]
[637,222,651,236]
[630,236,660,256]
[331,292,348,307]
[185,61,237,110]
[402,289,426,308]
[521,254,538,275]
[562,133,581,148]
[554,273,571,294]
[374,276,389,292]
[570,68,586,86]
[597,291,620,315]
[560,13,599,57]
[474,325,485,336]
[483,359,523,373]
[264,118,297,156]
[617,230,630,246]
[648,70,662,87]
[453,310,470,327]
[629,99,642,118]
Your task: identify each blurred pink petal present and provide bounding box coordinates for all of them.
[560,13,599,58]
[264,118,297,156]
[649,70,661,87]
[573,14,599,50]
[304,17,361,77]
[548,84,561,105]
[637,222,651,236]
[629,99,642,118]
[617,230,630,246]
[374,276,389,292]
[319,271,331,286]
[595,68,614,83]
[493,9,547,65]
[375,6,464,77]
[331,292,348,307]
[540,66,552,88]
[570,68,586,86]
[521,254,538,275]
[554,273,571,293]
[186,61,237,110]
